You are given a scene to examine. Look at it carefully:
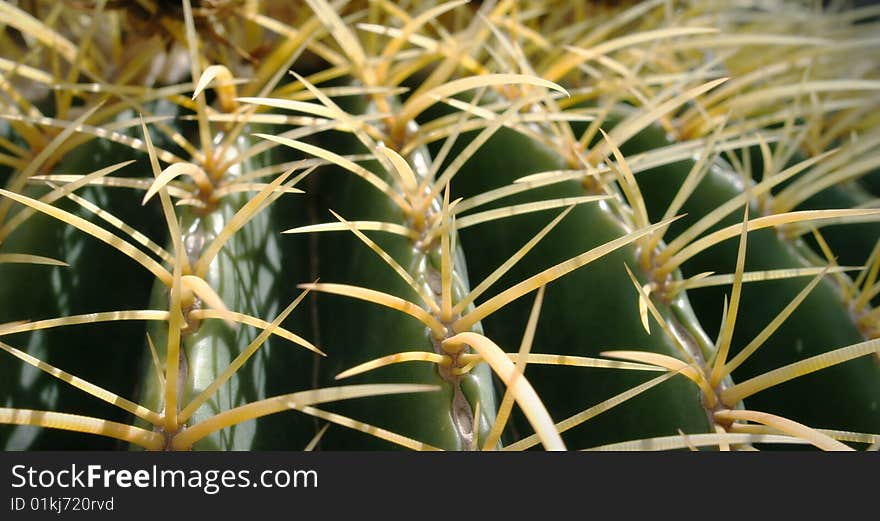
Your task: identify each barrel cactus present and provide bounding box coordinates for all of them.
[0,0,877,451]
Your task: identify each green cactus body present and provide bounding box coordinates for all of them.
[301,98,499,450]
[2,0,879,452]
[0,193,70,449]
[1,134,164,450]
[797,182,879,269]
[631,129,880,436]
[441,125,716,448]
[730,129,880,271]
[862,169,880,198]
[138,134,313,450]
